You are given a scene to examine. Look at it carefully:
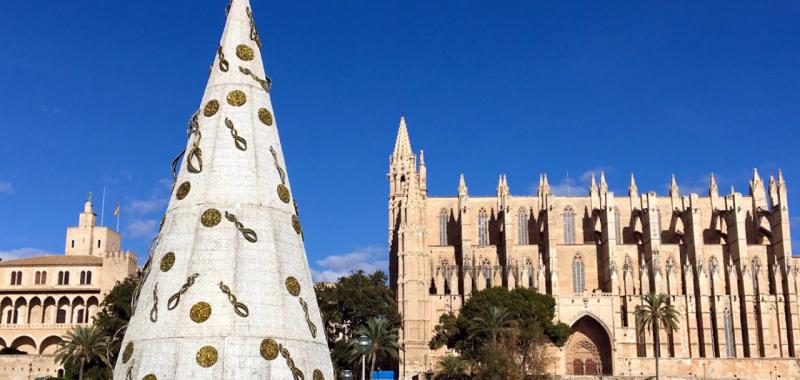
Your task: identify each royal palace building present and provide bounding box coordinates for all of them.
[388,117,800,379]
[0,196,138,379]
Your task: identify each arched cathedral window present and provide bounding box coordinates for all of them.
[478,209,489,246]
[439,209,448,246]
[563,206,576,244]
[572,254,585,293]
[614,208,622,244]
[518,208,529,245]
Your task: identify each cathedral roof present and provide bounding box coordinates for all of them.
[114,0,333,378]
[393,115,413,157]
[0,255,102,267]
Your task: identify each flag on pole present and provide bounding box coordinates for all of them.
[114,203,120,217]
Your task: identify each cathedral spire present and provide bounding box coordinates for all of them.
[458,173,468,195]
[599,171,608,193]
[628,173,638,198]
[393,115,413,158]
[669,174,680,197]
[709,173,718,197]
[115,1,333,378]
[589,173,598,194]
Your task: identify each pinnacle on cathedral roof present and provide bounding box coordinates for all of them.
[709,173,719,196]
[458,173,468,194]
[669,174,679,197]
[393,115,413,158]
[628,173,638,197]
[599,171,608,193]
[114,1,333,378]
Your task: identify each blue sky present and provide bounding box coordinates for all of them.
[0,1,798,281]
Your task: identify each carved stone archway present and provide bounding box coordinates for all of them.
[565,315,613,375]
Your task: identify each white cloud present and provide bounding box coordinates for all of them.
[549,169,605,196]
[0,248,55,261]
[0,181,13,194]
[126,219,158,239]
[128,199,167,215]
[312,245,388,282]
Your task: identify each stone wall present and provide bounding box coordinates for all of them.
[0,354,62,380]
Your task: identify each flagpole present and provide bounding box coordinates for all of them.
[100,186,106,226]
[115,203,121,232]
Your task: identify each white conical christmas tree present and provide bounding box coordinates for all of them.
[114,1,333,378]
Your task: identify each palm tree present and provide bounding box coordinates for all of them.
[635,293,680,380]
[469,306,513,345]
[434,355,468,380]
[352,316,400,380]
[55,325,109,380]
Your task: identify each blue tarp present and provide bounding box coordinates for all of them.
[372,370,396,380]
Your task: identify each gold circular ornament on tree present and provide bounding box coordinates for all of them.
[313,369,324,380]
[142,375,157,380]
[285,276,301,296]
[201,209,222,227]
[160,252,175,272]
[236,44,255,61]
[226,90,247,106]
[292,215,303,235]
[258,108,273,126]
[122,342,134,363]
[260,338,279,360]
[190,302,212,323]
[196,346,218,368]
[277,184,291,203]
[203,99,220,117]
[175,181,191,200]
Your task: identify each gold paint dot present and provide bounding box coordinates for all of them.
[285,276,301,297]
[203,99,220,117]
[160,252,175,272]
[122,342,133,363]
[196,345,218,368]
[236,44,255,61]
[277,184,290,203]
[292,215,303,235]
[201,209,222,227]
[142,375,157,380]
[175,181,191,200]
[258,108,273,126]
[260,338,279,361]
[226,90,247,107]
[190,302,212,323]
[313,369,324,380]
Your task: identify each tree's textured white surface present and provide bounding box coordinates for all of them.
[114,0,333,378]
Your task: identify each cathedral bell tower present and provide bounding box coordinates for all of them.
[388,116,431,377]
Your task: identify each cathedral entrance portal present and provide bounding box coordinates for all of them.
[565,315,613,375]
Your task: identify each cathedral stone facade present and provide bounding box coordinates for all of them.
[389,118,800,379]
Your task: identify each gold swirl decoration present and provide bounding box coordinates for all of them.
[236,44,254,61]
[219,281,250,317]
[279,344,305,380]
[201,209,222,227]
[246,7,262,48]
[260,338,279,361]
[224,211,258,243]
[269,147,287,184]
[196,346,218,368]
[149,283,159,322]
[227,90,247,107]
[299,297,318,338]
[203,99,219,117]
[122,342,134,363]
[217,46,229,72]
[125,358,134,380]
[238,66,271,93]
[186,111,203,173]
[160,252,175,272]
[190,302,212,323]
[258,108,273,126]
[175,181,191,200]
[313,369,324,380]
[224,117,248,151]
[167,273,200,310]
